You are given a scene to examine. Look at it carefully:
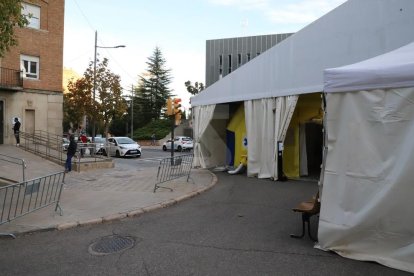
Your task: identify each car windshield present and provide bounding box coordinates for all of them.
[94,138,105,143]
[182,138,192,142]
[117,137,135,144]
[62,138,69,143]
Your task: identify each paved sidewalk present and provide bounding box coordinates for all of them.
[0,145,216,236]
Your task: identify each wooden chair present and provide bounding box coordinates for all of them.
[290,191,320,241]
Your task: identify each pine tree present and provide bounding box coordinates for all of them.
[135,47,173,125]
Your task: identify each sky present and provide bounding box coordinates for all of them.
[63,0,347,109]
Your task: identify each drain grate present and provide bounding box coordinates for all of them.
[89,235,135,255]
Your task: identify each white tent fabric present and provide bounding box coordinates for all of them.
[318,88,414,273]
[244,96,298,179]
[272,96,298,178]
[191,0,414,107]
[319,43,414,272]
[244,99,275,179]
[325,42,414,93]
[192,104,216,168]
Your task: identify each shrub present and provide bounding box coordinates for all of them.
[133,119,172,140]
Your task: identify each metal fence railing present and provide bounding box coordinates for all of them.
[154,154,194,192]
[0,67,23,89]
[19,131,111,167]
[0,153,26,183]
[0,171,66,238]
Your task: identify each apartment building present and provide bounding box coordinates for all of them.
[205,33,293,87]
[0,0,64,145]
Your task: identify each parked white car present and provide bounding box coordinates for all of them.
[107,137,141,157]
[92,137,107,155]
[162,136,193,152]
[62,137,69,151]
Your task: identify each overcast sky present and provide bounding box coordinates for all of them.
[63,0,347,108]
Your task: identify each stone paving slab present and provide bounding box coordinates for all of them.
[0,145,216,236]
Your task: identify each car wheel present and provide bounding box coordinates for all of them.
[162,145,167,151]
[116,150,120,157]
[177,146,182,152]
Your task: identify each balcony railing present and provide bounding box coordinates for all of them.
[0,67,23,90]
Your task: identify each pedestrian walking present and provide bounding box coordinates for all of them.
[151,133,156,146]
[79,133,88,157]
[65,135,77,173]
[13,117,21,146]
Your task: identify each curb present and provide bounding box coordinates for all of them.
[10,169,218,237]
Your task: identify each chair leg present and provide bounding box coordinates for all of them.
[307,216,318,242]
[290,213,307,239]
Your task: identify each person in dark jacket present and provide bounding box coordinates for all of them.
[65,135,77,173]
[13,117,21,146]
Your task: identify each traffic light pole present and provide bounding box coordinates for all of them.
[166,97,182,164]
[171,115,175,161]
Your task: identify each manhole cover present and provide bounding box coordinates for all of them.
[89,235,135,255]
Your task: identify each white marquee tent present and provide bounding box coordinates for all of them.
[190,0,414,272]
[192,0,414,107]
[318,41,414,273]
[191,0,414,178]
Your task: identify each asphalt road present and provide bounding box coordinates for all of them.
[0,172,409,275]
[115,148,191,169]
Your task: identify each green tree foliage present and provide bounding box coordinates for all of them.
[0,0,28,57]
[133,119,171,140]
[63,57,127,136]
[135,47,173,126]
[184,80,204,95]
[109,114,129,136]
[85,57,127,136]
[64,78,93,132]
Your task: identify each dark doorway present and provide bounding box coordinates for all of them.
[0,101,3,144]
[305,123,323,178]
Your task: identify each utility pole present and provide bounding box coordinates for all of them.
[92,30,125,141]
[131,84,134,139]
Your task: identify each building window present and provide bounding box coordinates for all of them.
[219,55,223,66]
[238,54,242,66]
[20,55,39,79]
[22,3,40,29]
[228,55,232,73]
[247,53,251,61]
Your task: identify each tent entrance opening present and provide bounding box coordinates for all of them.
[303,122,323,179]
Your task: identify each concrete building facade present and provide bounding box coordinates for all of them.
[205,33,293,87]
[0,0,64,145]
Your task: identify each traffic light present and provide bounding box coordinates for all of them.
[173,98,182,125]
[166,98,173,116]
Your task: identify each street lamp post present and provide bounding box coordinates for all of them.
[92,30,125,142]
[130,84,134,139]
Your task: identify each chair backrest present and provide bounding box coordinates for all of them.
[311,191,321,214]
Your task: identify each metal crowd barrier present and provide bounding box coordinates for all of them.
[0,171,66,238]
[19,131,110,166]
[0,153,26,183]
[154,154,194,192]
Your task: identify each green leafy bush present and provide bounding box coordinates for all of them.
[133,119,172,140]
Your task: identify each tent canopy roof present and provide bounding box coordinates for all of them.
[324,41,414,93]
[191,0,414,107]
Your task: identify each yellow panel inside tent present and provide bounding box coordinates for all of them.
[227,104,247,166]
[283,93,323,178]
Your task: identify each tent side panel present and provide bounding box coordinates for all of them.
[318,87,414,273]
